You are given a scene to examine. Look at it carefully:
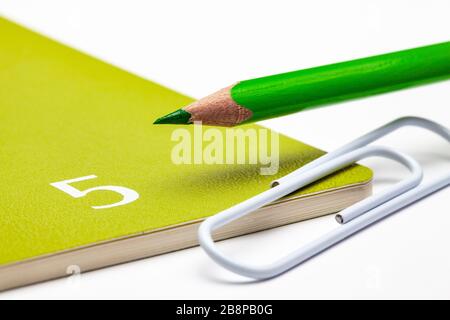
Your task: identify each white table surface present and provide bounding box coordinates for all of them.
[0,0,449,299]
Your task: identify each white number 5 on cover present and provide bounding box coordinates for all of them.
[50,175,139,209]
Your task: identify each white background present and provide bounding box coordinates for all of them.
[0,0,449,299]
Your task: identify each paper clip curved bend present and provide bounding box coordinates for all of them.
[198,117,450,279]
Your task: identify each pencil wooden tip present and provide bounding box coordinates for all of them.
[154,86,252,127]
[153,109,192,125]
[184,86,252,126]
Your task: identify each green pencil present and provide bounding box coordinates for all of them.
[154,42,450,127]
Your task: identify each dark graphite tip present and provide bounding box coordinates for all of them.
[153,109,192,125]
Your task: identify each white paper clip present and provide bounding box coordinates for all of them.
[198,117,450,279]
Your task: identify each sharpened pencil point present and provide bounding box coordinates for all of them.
[153,109,192,125]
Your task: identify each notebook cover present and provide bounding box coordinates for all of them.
[0,17,372,267]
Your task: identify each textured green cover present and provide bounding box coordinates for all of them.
[0,18,372,266]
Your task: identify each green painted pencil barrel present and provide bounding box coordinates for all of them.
[231,42,450,122]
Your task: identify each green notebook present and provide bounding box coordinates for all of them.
[0,17,372,290]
